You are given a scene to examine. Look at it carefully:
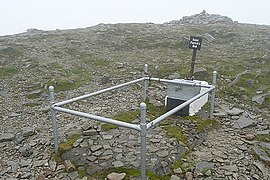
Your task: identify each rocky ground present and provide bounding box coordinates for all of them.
[0,11,270,179]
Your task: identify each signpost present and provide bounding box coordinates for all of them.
[189,36,202,79]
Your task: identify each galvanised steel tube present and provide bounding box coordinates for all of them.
[210,71,217,119]
[147,77,212,88]
[143,64,148,101]
[140,102,147,180]
[146,86,215,130]
[49,86,59,153]
[53,106,141,132]
[55,77,145,107]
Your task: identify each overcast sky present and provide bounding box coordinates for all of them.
[1,0,270,36]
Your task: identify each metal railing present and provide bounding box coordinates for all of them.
[49,64,217,180]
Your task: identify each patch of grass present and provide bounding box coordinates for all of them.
[59,134,81,151]
[52,151,63,164]
[0,47,22,59]
[78,165,88,178]
[101,123,118,131]
[165,126,189,146]
[47,67,91,92]
[80,52,109,67]
[145,98,167,120]
[53,134,81,163]
[102,110,139,131]
[26,93,41,99]
[172,152,192,173]
[53,79,78,92]
[256,134,270,143]
[0,65,17,76]
[102,98,168,131]
[183,115,220,132]
[113,110,139,121]
[151,63,181,78]
[196,119,220,132]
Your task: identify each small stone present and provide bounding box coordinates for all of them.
[170,175,180,180]
[107,172,126,180]
[259,142,270,151]
[115,153,123,160]
[103,149,113,155]
[87,156,97,162]
[36,175,46,180]
[252,174,260,180]
[253,147,270,166]
[20,144,33,157]
[245,133,255,141]
[205,169,212,176]
[238,145,248,151]
[112,161,124,167]
[156,150,169,158]
[185,172,193,180]
[79,140,89,148]
[21,172,32,179]
[213,111,227,118]
[56,164,66,172]
[9,112,20,117]
[102,135,113,140]
[113,148,123,153]
[21,127,36,137]
[90,145,103,152]
[252,94,266,105]
[49,160,57,171]
[219,164,238,172]
[93,150,102,156]
[20,159,32,167]
[15,132,25,144]
[83,129,98,136]
[150,138,160,143]
[100,76,111,85]
[64,160,76,172]
[103,144,111,149]
[39,106,50,113]
[0,133,15,143]
[195,161,214,173]
[226,108,244,116]
[256,129,270,135]
[233,115,254,129]
[101,155,113,161]
[173,167,183,174]
[216,157,225,163]
[67,171,79,180]
[33,160,48,168]
[194,67,209,80]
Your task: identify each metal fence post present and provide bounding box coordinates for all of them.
[143,64,148,101]
[140,102,147,180]
[210,71,217,119]
[49,86,59,153]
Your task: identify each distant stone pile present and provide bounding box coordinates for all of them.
[169,10,234,25]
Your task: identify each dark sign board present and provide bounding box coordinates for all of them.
[189,36,202,50]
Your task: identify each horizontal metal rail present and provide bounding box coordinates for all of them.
[55,77,145,107]
[53,106,141,131]
[148,77,212,88]
[146,86,215,130]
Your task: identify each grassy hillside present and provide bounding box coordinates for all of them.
[0,21,269,110]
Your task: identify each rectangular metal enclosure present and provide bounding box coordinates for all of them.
[49,64,217,180]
